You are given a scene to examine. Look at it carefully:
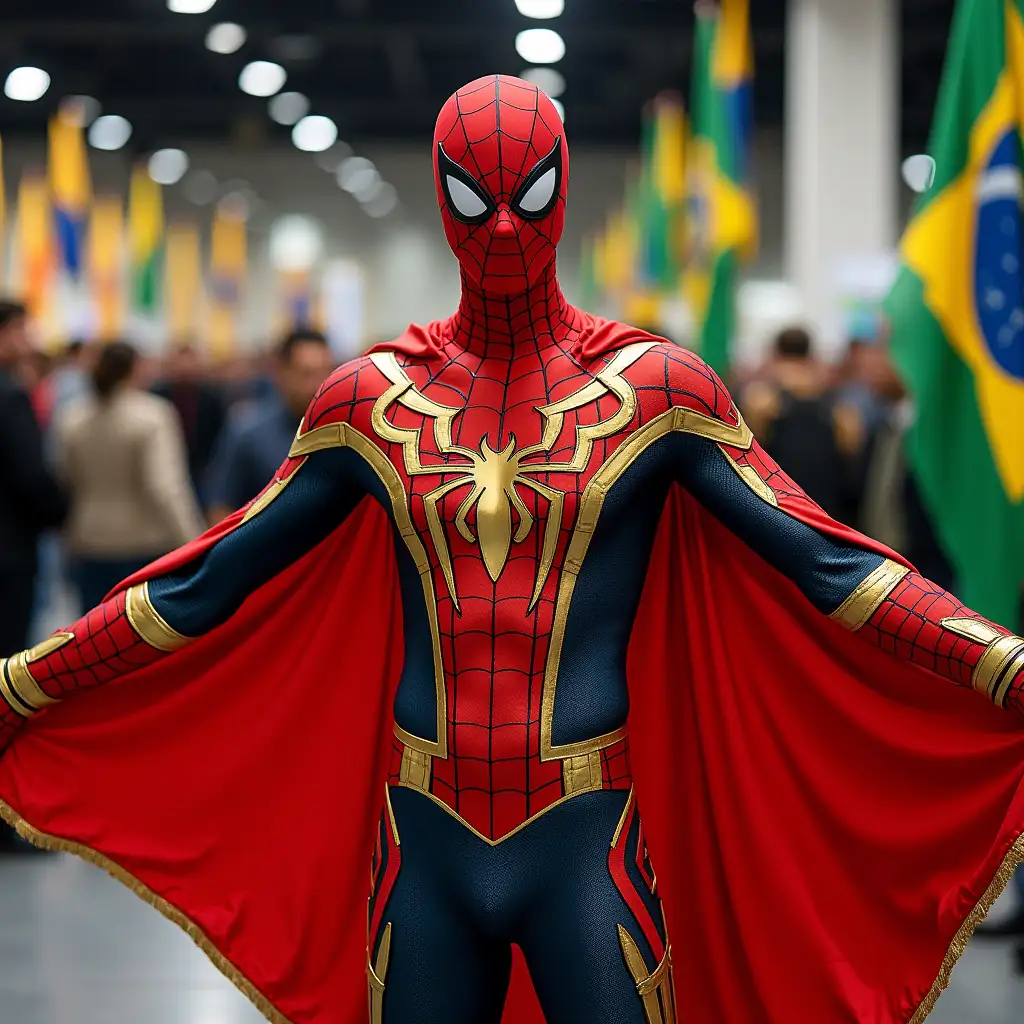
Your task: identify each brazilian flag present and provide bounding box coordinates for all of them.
[685,0,756,375]
[887,0,1024,626]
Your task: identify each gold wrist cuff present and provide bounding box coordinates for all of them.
[941,617,1024,707]
[125,582,193,652]
[829,558,910,631]
[975,635,1024,707]
[0,632,75,716]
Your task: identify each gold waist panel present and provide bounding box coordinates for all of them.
[393,726,628,846]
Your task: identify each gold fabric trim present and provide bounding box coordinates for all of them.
[367,922,392,1024]
[125,582,194,652]
[909,833,1024,1022]
[618,926,676,1024]
[289,420,448,759]
[3,632,76,715]
[240,461,305,525]
[0,661,33,717]
[562,750,604,796]
[541,406,751,760]
[971,634,1024,707]
[720,449,778,506]
[384,785,401,847]
[828,558,910,632]
[0,799,293,1024]
[395,777,609,848]
[940,617,1003,647]
[398,746,431,791]
[365,344,654,614]
[611,788,635,848]
[27,631,76,661]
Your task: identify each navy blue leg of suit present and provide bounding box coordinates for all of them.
[369,788,669,1024]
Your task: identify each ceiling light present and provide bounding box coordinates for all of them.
[269,215,324,272]
[515,0,564,18]
[88,114,133,151]
[4,67,50,102]
[167,0,217,12]
[268,91,309,126]
[520,67,565,98]
[515,28,565,64]
[148,148,190,186]
[901,154,937,194]
[337,156,378,194]
[550,98,565,122]
[205,22,246,54]
[364,183,398,219]
[238,60,287,98]
[62,95,102,125]
[292,115,338,152]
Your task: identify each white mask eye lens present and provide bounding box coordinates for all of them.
[446,175,489,219]
[516,166,557,215]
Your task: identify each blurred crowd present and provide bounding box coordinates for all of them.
[734,323,956,593]
[0,299,959,657]
[0,299,337,664]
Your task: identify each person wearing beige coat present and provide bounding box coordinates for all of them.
[54,341,205,610]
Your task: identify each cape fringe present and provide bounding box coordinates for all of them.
[0,799,293,1024]
[908,832,1024,1023]
[0,797,1020,1023]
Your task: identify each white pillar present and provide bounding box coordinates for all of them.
[785,0,898,357]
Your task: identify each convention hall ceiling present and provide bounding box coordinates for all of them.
[0,0,951,152]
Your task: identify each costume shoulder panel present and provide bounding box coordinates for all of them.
[302,355,388,433]
[629,342,740,428]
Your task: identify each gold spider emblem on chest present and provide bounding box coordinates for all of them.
[368,342,655,612]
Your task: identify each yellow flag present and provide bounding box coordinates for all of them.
[165,223,202,345]
[48,107,92,276]
[208,204,247,361]
[88,195,124,341]
[128,165,164,313]
[17,173,53,323]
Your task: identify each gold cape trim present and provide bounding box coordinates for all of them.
[0,799,292,1024]
[0,804,1019,1020]
[908,832,1024,1023]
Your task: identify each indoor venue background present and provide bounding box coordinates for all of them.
[0,1,1022,1022]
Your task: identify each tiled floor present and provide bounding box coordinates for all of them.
[0,853,1020,1023]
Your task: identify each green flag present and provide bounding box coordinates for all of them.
[685,1,756,375]
[885,0,1024,625]
[128,164,163,315]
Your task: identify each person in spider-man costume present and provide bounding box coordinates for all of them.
[3,75,1024,1024]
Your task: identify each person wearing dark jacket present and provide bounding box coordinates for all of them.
[151,343,226,508]
[0,301,67,657]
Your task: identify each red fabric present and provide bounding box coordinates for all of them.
[2,359,1023,1021]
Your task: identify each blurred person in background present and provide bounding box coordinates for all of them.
[49,339,94,421]
[205,327,334,522]
[740,325,861,523]
[150,342,226,507]
[54,341,205,611]
[855,341,957,594]
[0,300,67,657]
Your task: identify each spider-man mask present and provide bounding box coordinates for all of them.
[434,75,568,297]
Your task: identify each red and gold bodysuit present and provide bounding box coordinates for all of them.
[3,77,1024,1024]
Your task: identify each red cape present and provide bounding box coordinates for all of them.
[3,328,1024,1024]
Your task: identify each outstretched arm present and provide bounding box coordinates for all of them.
[663,357,1024,714]
[0,442,371,747]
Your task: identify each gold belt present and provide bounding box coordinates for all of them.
[393,725,628,845]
